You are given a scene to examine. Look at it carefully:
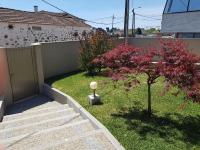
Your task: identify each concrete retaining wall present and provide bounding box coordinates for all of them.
[42,39,124,79]
[41,41,81,79]
[128,38,200,55]
[41,38,200,80]
[3,38,197,82]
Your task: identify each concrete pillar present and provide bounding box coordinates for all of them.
[0,48,13,106]
[31,43,44,94]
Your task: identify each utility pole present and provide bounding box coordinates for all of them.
[132,8,135,37]
[112,14,115,35]
[124,0,129,44]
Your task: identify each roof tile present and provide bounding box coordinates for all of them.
[0,7,91,28]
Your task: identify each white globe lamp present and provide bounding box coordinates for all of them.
[88,81,101,105]
[90,82,97,96]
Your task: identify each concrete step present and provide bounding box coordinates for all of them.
[0,108,75,130]
[5,96,61,115]
[12,101,63,112]
[4,120,95,150]
[0,113,82,139]
[33,129,117,150]
[3,104,69,121]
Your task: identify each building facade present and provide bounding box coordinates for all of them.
[161,0,200,38]
[0,7,91,48]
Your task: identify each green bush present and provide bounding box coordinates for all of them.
[79,30,113,75]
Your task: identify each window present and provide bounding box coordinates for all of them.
[164,0,190,13]
[164,0,200,13]
[32,26,42,31]
[164,0,173,13]
[177,33,200,38]
[172,0,188,13]
[194,33,200,38]
[73,32,78,37]
[188,0,200,11]
[8,24,14,30]
[178,33,194,38]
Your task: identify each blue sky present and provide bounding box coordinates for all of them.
[0,0,166,29]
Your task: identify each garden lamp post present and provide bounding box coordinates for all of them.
[88,82,101,105]
[90,82,97,97]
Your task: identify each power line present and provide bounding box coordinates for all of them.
[41,0,114,25]
[113,20,124,24]
[126,13,161,22]
[41,0,68,14]
[91,16,113,21]
[136,18,161,21]
[147,14,162,17]
[115,12,162,21]
[135,13,162,20]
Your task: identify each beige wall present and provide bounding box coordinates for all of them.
[41,39,125,79]
[113,38,124,47]
[0,46,44,106]
[41,41,81,79]
[128,38,200,56]
[41,38,200,79]
[0,48,12,105]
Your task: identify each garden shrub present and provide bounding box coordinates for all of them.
[79,30,113,75]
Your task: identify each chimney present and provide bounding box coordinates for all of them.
[34,6,38,12]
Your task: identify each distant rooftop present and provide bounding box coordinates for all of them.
[0,7,91,28]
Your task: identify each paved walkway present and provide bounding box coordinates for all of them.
[0,95,122,150]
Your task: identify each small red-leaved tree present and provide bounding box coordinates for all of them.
[132,50,161,116]
[93,44,162,116]
[93,40,200,116]
[160,39,200,103]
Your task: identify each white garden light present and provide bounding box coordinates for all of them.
[90,81,98,89]
[90,82,98,96]
[88,81,101,105]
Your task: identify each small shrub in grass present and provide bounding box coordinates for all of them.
[79,30,113,75]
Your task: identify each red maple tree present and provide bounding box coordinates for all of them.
[93,44,162,116]
[159,39,200,103]
[93,40,200,116]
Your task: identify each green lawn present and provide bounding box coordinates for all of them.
[47,72,200,150]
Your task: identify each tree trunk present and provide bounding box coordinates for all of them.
[147,83,152,117]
